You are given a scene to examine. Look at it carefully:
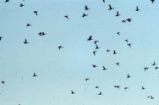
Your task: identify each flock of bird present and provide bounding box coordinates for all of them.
[0,0,159,105]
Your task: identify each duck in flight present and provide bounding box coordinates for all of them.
[24,39,28,44]
[115,11,120,16]
[64,15,69,19]
[84,5,90,10]
[58,45,63,50]
[34,11,38,15]
[87,35,93,41]
[108,4,114,10]
[33,73,37,77]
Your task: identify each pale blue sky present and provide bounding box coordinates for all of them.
[0,0,159,105]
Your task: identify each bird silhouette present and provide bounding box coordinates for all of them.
[106,49,110,52]
[116,32,120,35]
[122,20,126,23]
[95,86,99,88]
[125,39,128,43]
[84,5,90,10]
[98,91,103,95]
[1,81,5,84]
[102,0,105,3]
[34,11,38,15]
[126,18,132,22]
[87,35,93,41]
[5,0,9,3]
[114,85,120,88]
[102,66,106,70]
[33,73,37,77]
[155,66,159,70]
[115,11,120,16]
[113,50,117,55]
[38,32,46,36]
[108,4,114,10]
[95,44,99,49]
[24,39,28,44]
[58,45,63,50]
[127,74,131,78]
[144,67,149,71]
[136,6,140,11]
[64,15,69,19]
[150,0,155,3]
[92,65,97,68]
[147,95,154,99]
[93,51,97,56]
[0,36,2,41]
[26,23,31,27]
[116,62,120,66]
[85,78,90,81]
[124,87,128,90]
[142,86,145,90]
[71,90,75,94]
[82,13,88,17]
[152,62,156,66]
[94,40,99,44]
[127,43,132,47]
[19,3,24,7]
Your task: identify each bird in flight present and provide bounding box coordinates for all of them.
[144,67,149,71]
[0,36,2,41]
[124,87,128,90]
[115,11,120,16]
[141,86,145,90]
[87,35,93,41]
[102,0,105,3]
[116,32,120,35]
[114,85,120,89]
[93,51,97,56]
[24,39,28,44]
[108,4,114,10]
[1,81,5,84]
[155,66,159,70]
[126,74,131,78]
[136,6,140,11]
[82,13,88,17]
[34,11,38,15]
[58,45,63,50]
[127,43,132,47]
[116,62,120,66]
[94,40,99,44]
[71,90,75,94]
[95,44,99,49]
[92,65,97,68]
[33,73,37,77]
[19,3,24,7]
[147,95,154,99]
[113,50,117,55]
[85,78,90,81]
[125,39,128,43]
[150,0,155,3]
[84,5,90,10]
[38,32,46,36]
[26,23,31,27]
[5,0,9,3]
[106,49,110,52]
[102,66,106,70]
[152,62,156,66]
[126,18,132,22]
[64,15,69,19]
[122,20,126,23]
[98,91,103,95]
[95,86,99,88]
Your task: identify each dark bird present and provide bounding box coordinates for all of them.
[92,65,97,68]
[58,45,63,50]
[1,81,5,84]
[24,39,28,44]
[82,13,88,17]
[108,4,114,10]
[152,62,156,66]
[5,0,9,3]
[150,0,155,3]
[33,11,38,15]
[94,40,99,44]
[142,86,145,90]
[136,6,140,11]
[125,39,128,43]
[33,73,37,77]
[84,5,90,10]
[155,66,159,70]
[115,11,120,16]
[0,36,2,41]
[95,86,99,88]
[19,3,24,7]
[93,51,97,56]
[124,87,128,90]
[71,90,75,94]
[87,35,93,41]
[147,95,154,99]
[127,43,132,47]
[64,15,69,19]
[102,66,106,70]
[113,50,117,55]
[126,18,132,22]
[106,49,110,52]
[38,32,46,36]
[98,91,103,95]
[26,23,31,27]
[122,20,126,23]
[114,85,120,88]
[116,62,120,66]
[144,67,149,71]
[85,78,90,81]
[102,0,105,3]
[127,74,131,78]
[116,32,120,35]
[95,44,99,49]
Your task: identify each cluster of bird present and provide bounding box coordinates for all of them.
[0,0,158,104]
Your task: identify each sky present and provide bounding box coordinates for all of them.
[0,0,159,105]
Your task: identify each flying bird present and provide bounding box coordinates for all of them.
[113,50,117,55]
[33,73,37,77]
[142,86,145,90]
[92,65,97,68]
[115,11,120,16]
[5,0,9,3]
[108,4,114,10]
[114,85,120,88]
[102,0,105,3]
[93,51,97,56]
[0,36,2,41]
[64,15,69,19]
[94,40,99,44]
[126,18,132,22]
[84,5,90,10]
[116,32,120,35]
[71,90,75,94]
[127,43,132,47]
[1,81,5,84]
[106,49,110,52]
[126,74,131,78]
[95,86,99,88]
[85,78,90,81]
[58,45,63,50]
[150,0,155,3]
[102,66,106,70]
[24,39,28,44]
[136,6,140,11]
[122,20,126,23]
[152,62,156,66]
[82,13,88,17]
[34,11,38,15]
[116,62,120,66]
[38,32,46,36]
[26,23,31,27]
[144,67,149,71]
[87,35,93,41]
[98,91,103,95]
[19,3,24,7]
[95,44,99,49]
